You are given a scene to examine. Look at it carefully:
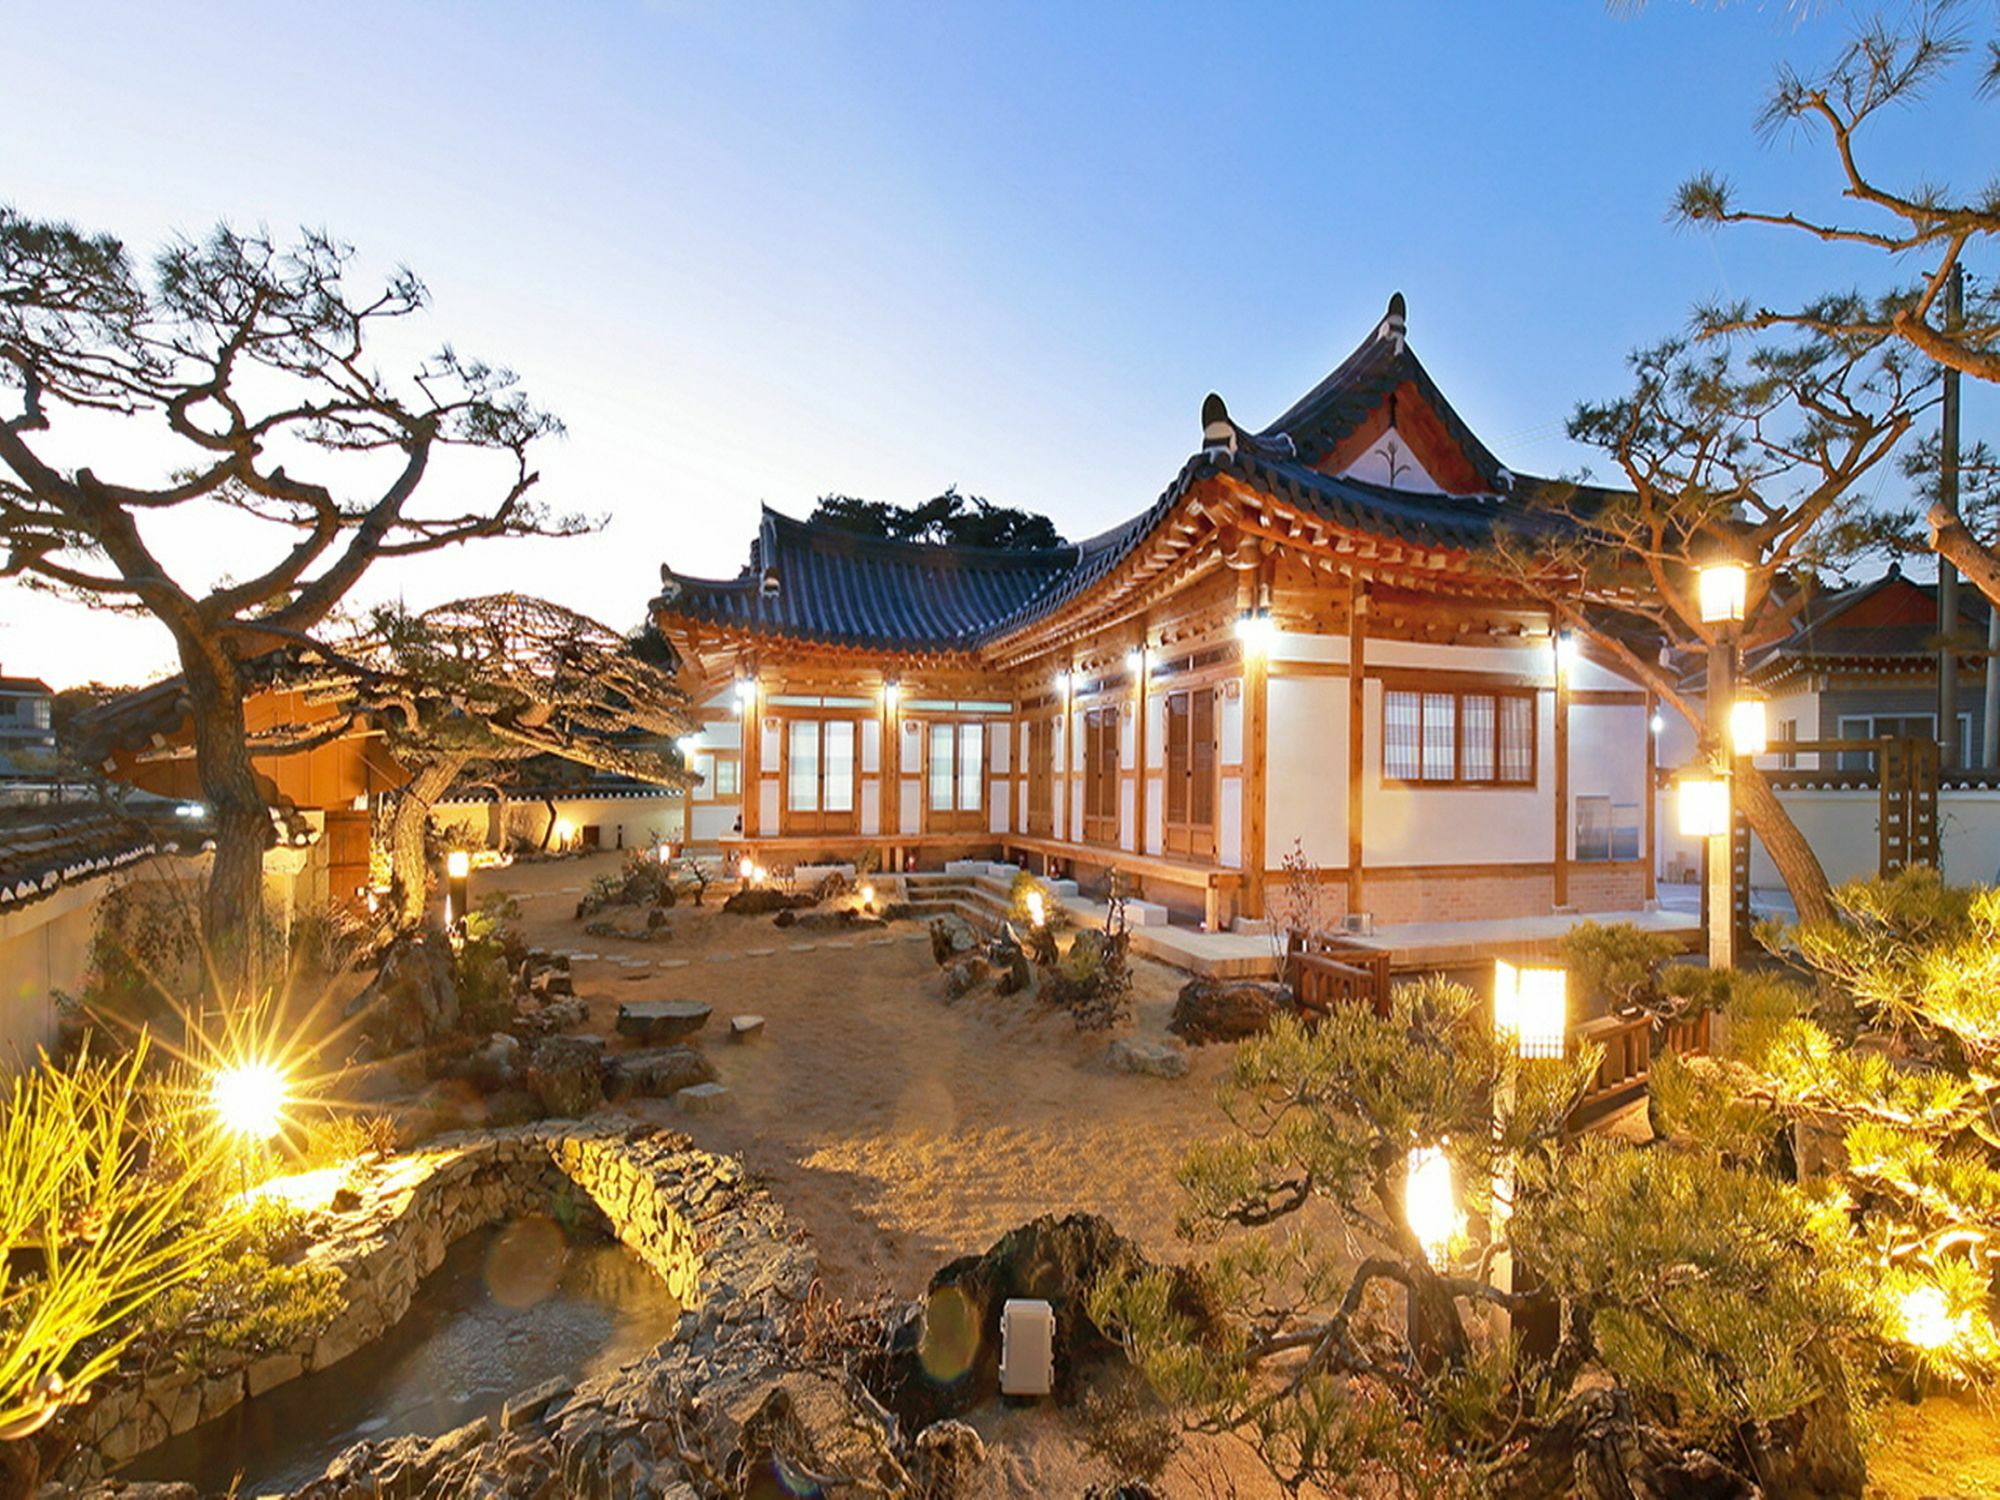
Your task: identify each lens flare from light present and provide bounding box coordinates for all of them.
[211,1060,289,1141]
[1897,1283,1967,1351]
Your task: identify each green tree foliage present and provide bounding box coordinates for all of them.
[809,484,1066,550]
[1556,920,1688,1013]
[1671,869,2000,1386]
[1093,976,1888,1493]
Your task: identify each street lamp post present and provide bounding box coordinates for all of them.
[1697,562,1749,972]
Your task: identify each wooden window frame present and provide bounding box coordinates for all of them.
[1380,684,1538,788]
[1082,704,1120,846]
[779,715,860,836]
[1026,715,1056,838]
[924,718,988,835]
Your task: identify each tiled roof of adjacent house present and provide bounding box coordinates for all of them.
[653,294,1605,655]
[0,802,202,911]
[1743,567,1996,685]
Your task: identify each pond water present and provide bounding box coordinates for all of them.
[123,1215,683,1497]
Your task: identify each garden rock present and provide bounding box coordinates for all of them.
[466,1031,522,1091]
[872,1212,1216,1429]
[675,1082,731,1115]
[730,1015,765,1043]
[929,915,976,963]
[616,999,712,1044]
[1105,1038,1188,1079]
[526,1036,604,1118]
[911,1419,987,1499]
[605,1045,717,1101]
[942,956,989,999]
[344,932,460,1051]
[1168,977,1293,1044]
[722,887,812,916]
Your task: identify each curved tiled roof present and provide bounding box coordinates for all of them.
[652,295,1611,656]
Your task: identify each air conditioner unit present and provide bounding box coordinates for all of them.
[1342,913,1375,937]
[999,1298,1054,1397]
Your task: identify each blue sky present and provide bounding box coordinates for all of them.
[3,1,1994,686]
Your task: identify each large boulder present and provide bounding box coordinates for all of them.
[942,957,989,999]
[722,887,812,916]
[344,933,460,1052]
[615,1000,712,1044]
[525,1036,604,1119]
[604,1045,717,1101]
[870,1213,1217,1430]
[1168,978,1293,1045]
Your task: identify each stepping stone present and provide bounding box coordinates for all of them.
[607,1045,717,1100]
[615,1000,712,1044]
[866,936,895,946]
[787,942,818,953]
[659,959,690,969]
[730,1015,766,1043]
[704,953,736,964]
[675,1082,731,1115]
[745,947,776,958]
[1106,1037,1190,1079]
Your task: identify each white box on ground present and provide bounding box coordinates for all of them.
[999,1298,1055,1397]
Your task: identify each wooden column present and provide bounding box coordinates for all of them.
[1553,631,1570,909]
[740,674,761,838]
[1643,688,1658,903]
[1132,629,1150,856]
[882,679,899,837]
[1347,573,1367,916]
[1241,559,1270,920]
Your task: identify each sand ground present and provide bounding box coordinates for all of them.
[469,852,1987,1500]
[477,851,1286,1497]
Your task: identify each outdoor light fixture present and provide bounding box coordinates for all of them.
[1054,670,1072,696]
[1697,561,1748,624]
[1493,960,1567,1059]
[1896,1283,1967,1351]
[739,856,755,880]
[1404,1145,1461,1268]
[1234,610,1276,655]
[1555,632,1581,675]
[445,850,471,881]
[676,734,701,755]
[860,882,876,907]
[1676,775,1730,839]
[883,679,901,708]
[1025,889,1047,928]
[1650,712,1665,736]
[552,817,576,850]
[1124,647,1145,676]
[210,1060,288,1142]
[734,678,757,711]
[1730,698,1768,758]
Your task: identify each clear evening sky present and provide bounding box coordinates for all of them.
[3,1,1994,688]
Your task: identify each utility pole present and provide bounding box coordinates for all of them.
[1940,263,1963,767]
[1706,631,1737,971]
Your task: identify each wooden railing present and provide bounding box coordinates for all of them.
[1568,1007,1713,1131]
[1288,934,1392,1018]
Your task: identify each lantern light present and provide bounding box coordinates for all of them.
[1697,561,1748,624]
[1494,960,1566,1059]
[676,734,701,755]
[1404,1146,1462,1268]
[552,817,576,850]
[1650,712,1665,736]
[1896,1283,1967,1351]
[1234,611,1276,655]
[1054,670,1072,696]
[445,849,471,881]
[738,856,755,881]
[1025,889,1047,929]
[1676,775,1730,838]
[1124,647,1144,676]
[1730,698,1768,758]
[883,679,901,708]
[1555,632,1581,675]
[210,1060,289,1142]
[859,882,876,908]
[733,678,757,711]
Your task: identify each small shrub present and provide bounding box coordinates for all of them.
[1557,920,1684,1012]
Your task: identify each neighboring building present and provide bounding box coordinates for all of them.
[1742,566,1998,771]
[0,672,56,782]
[652,295,1662,930]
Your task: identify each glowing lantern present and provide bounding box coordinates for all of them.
[738,856,755,881]
[1555,632,1580,675]
[210,1061,289,1141]
[1054,670,1072,696]
[1404,1146,1461,1268]
[1697,561,1747,624]
[1677,775,1730,838]
[883,679,901,708]
[1896,1283,1967,1351]
[1730,698,1768,758]
[552,817,576,850]
[733,678,757,712]
[860,882,876,907]
[445,849,471,881]
[1025,889,1047,928]
[1494,960,1566,1059]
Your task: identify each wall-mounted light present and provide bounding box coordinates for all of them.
[676,733,701,756]
[1234,611,1276,656]
[883,679,901,708]
[1555,632,1581,676]
[1054,670,1072,696]
[1650,712,1665,736]
[733,677,757,712]
[1697,561,1748,624]
[1676,774,1730,838]
[445,849,472,881]
[552,817,576,850]
[1124,647,1144,676]
[1729,697,1768,758]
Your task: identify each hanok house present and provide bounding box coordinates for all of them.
[651,296,1660,932]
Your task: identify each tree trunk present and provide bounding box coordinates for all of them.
[178,644,271,1009]
[1736,765,1835,927]
[1930,504,2000,608]
[387,756,467,929]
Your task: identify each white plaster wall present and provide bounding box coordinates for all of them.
[1265,675,1347,868]
[689,804,738,843]
[696,716,742,753]
[1569,702,1649,859]
[1741,787,2000,889]
[759,780,779,832]
[900,778,921,834]
[435,794,685,851]
[1360,678,1552,867]
[861,719,881,775]
[862,779,881,836]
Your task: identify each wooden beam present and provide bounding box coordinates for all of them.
[1347,572,1367,916]
[1553,625,1570,909]
[1643,688,1658,904]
